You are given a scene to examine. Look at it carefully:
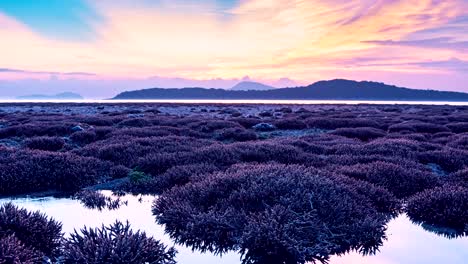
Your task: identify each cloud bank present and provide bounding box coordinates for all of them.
[0,0,468,97]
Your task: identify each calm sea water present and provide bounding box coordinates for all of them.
[1,99,468,105]
[1,191,467,264]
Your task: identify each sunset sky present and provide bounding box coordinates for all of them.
[1,0,468,98]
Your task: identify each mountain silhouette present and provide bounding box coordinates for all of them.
[113,79,468,101]
[231,81,276,91]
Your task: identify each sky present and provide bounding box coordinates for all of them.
[0,0,468,98]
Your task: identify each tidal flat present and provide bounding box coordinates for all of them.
[0,103,467,263]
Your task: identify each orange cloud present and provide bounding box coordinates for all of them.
[1,0,467,82]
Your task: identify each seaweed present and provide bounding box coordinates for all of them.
[0,203,62,257]
[62,221,177,264]
[153,164,399,264]
[406,185,468,236]
[0,235,43,264]
[0,103,467,262]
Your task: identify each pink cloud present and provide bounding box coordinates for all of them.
[1,0,468,93]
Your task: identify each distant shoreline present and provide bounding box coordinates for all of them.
[112,79,468,102]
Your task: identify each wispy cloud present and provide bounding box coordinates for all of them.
[363,37,468,51]
[0,0,468,92]
[413,58,468,71]
[0,68,96,76]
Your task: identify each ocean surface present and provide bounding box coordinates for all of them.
[1,192,467,264]
[1,99,468,105]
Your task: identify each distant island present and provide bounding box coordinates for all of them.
[112,79,468,101]
[17,92,83,100]
[230,81,276,91]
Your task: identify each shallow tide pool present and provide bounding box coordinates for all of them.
[1,191,467,264]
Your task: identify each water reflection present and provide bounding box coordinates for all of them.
[1,192,467,264]
[0,192,240,264]
[331,215,468,264]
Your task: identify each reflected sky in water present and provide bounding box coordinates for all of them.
[331,216,468,264]
[1,192,467,264]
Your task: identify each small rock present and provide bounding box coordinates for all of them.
[278,107,293,113]
[71,125,84,132]
[258,111,273,117]
[220,108,238,114]
[252,123,276,131]
[144,108,161,114]
[427,163,447,177]
[0,138,20,148]
[127,113,145,118]
[295,107,310,114]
